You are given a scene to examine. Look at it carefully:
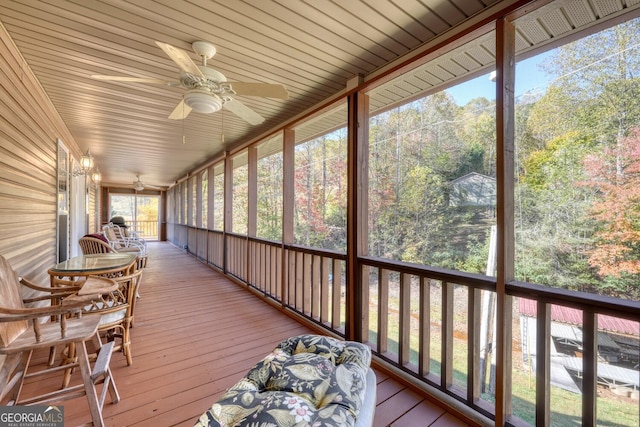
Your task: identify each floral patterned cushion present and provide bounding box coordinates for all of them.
[195,334,372,427]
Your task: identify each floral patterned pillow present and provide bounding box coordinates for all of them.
[195,334,372,427]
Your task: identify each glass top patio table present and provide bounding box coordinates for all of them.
[49,253,137,275]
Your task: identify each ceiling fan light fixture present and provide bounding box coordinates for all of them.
[183,89,222,114]
[133,175,144,191]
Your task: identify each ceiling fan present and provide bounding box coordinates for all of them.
[128,175,164,191]
[91,40,289,125]
[133,175,145,191]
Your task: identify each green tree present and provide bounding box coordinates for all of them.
[516,132,598,290]
[232,162,248,235]
[459,97,496,176]
[369,90,493,269]
[257,152,283,241]
[294,130,347,250]
[527,86,581,146]
[540,20,640,143]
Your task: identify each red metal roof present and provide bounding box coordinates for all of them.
[518,298,639,336]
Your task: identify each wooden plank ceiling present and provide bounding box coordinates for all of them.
[0,0,638,189]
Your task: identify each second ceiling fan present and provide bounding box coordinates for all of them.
[127,175,164,192]
[92,40,289,125]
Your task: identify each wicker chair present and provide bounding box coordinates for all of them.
[80,235,147,269]
[68,268,143,366]
[79,235,113,254]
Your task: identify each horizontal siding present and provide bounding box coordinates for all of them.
[0,21,83,388]
[0,24,56,282]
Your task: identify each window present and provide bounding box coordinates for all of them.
[512,15,640,425]
[109,194,159,240]
[212,162,224,231]
[514,17,640,302]
[364,26,498,404]
[257,134,283,240]
[367,34,497,274]
[201,169,208,229]
[232,152,248,235]
[181,181,187,225]
[293,102,348,251]
[190,176,197,227]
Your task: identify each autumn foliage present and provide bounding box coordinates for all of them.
[583,128,640,277]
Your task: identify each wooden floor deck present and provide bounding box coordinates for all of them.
[22,242,470,426]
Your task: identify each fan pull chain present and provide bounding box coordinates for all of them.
[182,99,186,144]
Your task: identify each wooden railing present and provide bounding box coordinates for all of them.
[124,220,158,240]
[169,223,640,426]
[283,244,347,334]
[207,230,224,269]
[358,255,496,419]
[248,236,282,300]
[226,233,248,282]
[506,281,640,426]
[357,256,640,425]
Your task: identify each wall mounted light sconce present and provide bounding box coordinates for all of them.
[79,149,94,171]
[91,167,102,183]
[72,149,99,180]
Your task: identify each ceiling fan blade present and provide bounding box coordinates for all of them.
[168,100,192,120]
[143,184,165,190]
[228,82,289,99]
[155,41,204,78]
[91,75,171,84]
[223,99,265,125]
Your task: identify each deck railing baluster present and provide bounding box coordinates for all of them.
[321,256,329,325]
[311,254,320,320]
[378,268,389,356]
[536,300,551,427]
[399,272,410,368]
[443,280,454,390]
[469,288,481,404]
[419,275,430,377]
[582,310,598,426]
[358,264,367,342]
[334,260,344,332]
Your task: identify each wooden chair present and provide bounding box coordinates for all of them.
[0,255,119,427]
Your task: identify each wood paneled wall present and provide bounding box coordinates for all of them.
[0,21,83,388]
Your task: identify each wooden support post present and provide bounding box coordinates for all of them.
[582,311,598,426]
[223,153,232,274]
[282,129,295,308]
[346,91,369,341]
[536,301,551,426]
[495,16,516,426]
